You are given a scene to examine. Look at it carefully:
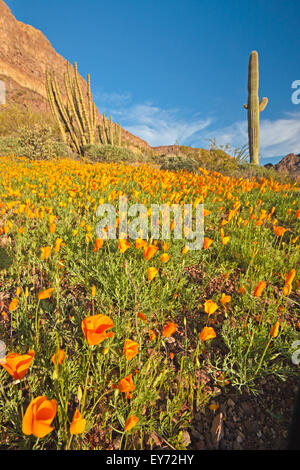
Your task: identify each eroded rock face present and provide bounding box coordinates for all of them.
[0,0,150,150]
[274,153,300,175]
[264,154,300,178]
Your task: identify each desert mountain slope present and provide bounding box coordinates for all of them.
[0,0,151,152]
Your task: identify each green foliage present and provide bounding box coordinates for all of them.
[159,154,200,173]
[82,144,146,164]
[17,125,69,160]
[0,136,24,156]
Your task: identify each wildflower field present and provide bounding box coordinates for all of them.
[0,155,299,450]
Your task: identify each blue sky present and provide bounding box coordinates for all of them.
[5,0,300,164]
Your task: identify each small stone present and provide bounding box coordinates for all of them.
[241,401,254,415]
[180,430,191,447]
[112,436,122,449]
[233,440,242,450]
[225,420,235,430]
[244,421,258,434]
[191,429,203,440]
[195,439,206,450]
[227,398,235,408]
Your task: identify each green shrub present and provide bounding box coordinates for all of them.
[17,125,70,160]
[158,154,200,173]
[82,144,146,164]
[0,136,24,156]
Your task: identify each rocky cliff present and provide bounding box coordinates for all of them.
[0,0,151,152]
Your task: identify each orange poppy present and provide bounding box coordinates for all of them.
[93,238,104,252]
[273,226,288,237]
[8,298,18,312]
[199,326,216,341]
[118,374,135,393]
[162,322,177,337]
[222,236,230,245]
[41,246,52,260]
[70,409,86,435]
[51,349,67,365]
[54,238,63,253]
[118,238,131,253]
[160,253,170,263]
[118,373,135,398]
[203,238,213,249]
[253,281,267,297]
[1,350,35,380]
[283,283,292,296]
[137,312,147,322]
[147,267,158,281]
[149,329,157,341]
[136,238,147,249]
[49,223,56,234]
[125,415,139,431]
[270,321,280,338]
[204,300,218,315]
[181,246,189,254]
[81,314,114,346]
[22,396,57,438]
[285,269,296,286]
[37,288,54,300]
[143,244,159,261]
[91,285,96,297]
[124,339,139,360]
[220,293,231,306]
[209,403,220,411]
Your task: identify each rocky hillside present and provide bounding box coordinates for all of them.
[265,153,300,176]
[0,0,151,153]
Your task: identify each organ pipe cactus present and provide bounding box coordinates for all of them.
[46,63,122,154]
[244,51,268,165]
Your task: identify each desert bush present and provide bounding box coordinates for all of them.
[17,124,69,160]
[158,153,200,173]
[0,136,24,156]
[82,144,147,164]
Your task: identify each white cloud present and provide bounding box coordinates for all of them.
[124,103,212,146]
[94,89,300,158]
[201,112,300,158]
[94,94,212,146]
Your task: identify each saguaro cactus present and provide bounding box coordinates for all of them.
[244,51,268,165]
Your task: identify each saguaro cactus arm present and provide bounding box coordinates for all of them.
[259,97,268,111]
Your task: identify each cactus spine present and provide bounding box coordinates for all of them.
[46,62,123,154]
[244,51,268,165]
